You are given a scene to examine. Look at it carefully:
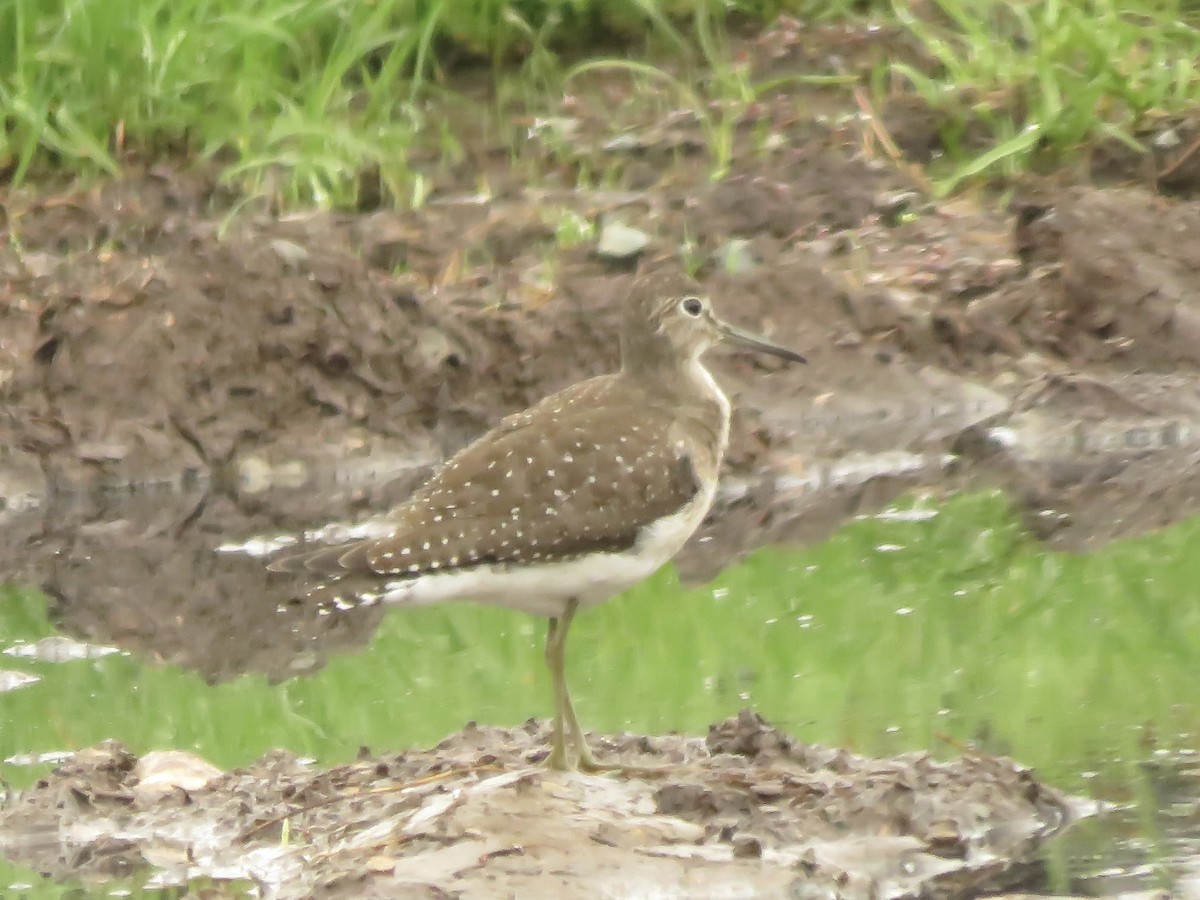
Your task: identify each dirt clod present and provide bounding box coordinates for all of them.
[0,715,1089,899]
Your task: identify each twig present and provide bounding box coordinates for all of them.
[237,763,500,842]
[853,86,934,195]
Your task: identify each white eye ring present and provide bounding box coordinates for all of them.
[680,296,703,317]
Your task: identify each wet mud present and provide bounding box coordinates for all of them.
[0,712,1090,899]
[5,145,1200,563]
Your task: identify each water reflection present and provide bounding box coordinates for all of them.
[0,427,965,686]
[5,370,1200,687]
[14,491,383,683]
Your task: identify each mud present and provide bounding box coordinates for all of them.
[5,127,1200,561]
[5,165,1200,583]
[0,712,1091,899]
[6,109,1200,557]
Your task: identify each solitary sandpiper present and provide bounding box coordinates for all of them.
[271,270,806,771]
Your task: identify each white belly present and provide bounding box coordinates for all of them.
[381,479,717,619]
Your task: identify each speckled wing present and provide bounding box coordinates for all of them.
[273,376,702,581]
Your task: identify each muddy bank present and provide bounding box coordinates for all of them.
[5,173,1200,561]
[0,712,1092,899]
[5,159,1200,681]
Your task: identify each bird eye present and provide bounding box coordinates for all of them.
[680,296,703,317]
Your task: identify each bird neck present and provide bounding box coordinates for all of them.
[622,339,695,393]
[620,347,731,438]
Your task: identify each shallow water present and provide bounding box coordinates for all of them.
[2,489,1200,895]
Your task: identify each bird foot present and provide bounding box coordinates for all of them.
[541,740,673,776]
[578,756,674,777]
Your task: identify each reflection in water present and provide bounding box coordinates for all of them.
[0,670,40,694]
[0,435,964,686]
[28,492,388,684]
[5,371,1200,684]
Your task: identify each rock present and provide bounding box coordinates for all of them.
[133,750,223,801]
[270,238,309,269]
[596,220,650,261]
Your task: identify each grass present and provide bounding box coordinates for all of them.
[0,0,848,207]
[4,0,1200,207]
[884,0,1200,191]
[1,0,429,205]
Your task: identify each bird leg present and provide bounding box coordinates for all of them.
[557,601,601,771]
[543,611,570,770]
[542,598,600,771]
[542,600,674,775]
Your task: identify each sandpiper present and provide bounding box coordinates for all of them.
[270,270,806,770]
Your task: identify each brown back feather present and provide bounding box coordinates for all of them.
[271,374,703,581]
